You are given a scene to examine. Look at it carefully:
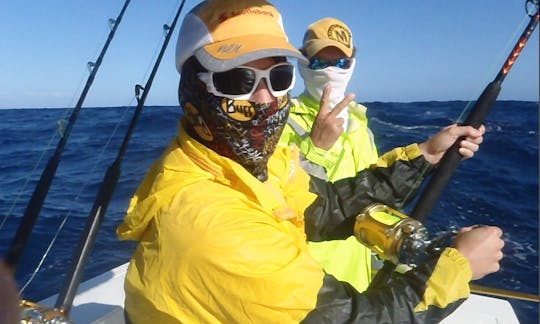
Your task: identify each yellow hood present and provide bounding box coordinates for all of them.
[117,120,323,323]
[118,120,316,242]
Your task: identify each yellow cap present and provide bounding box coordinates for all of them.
[175,0,306,72]
[301,17,354,58]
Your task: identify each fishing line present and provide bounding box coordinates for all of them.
[0,7,131,235]
[411,5,538,222]
[17,104,135,294]
[455,13,535,123]
[396,8,538,211]
[15,0,183,292]
[0,134,56,232]
[18,214,67,295]
[139,6,181,84]
[54,0,186,314]
[17,0,187,292]
[369,1,539,290]
[3,0,132,274]
[0,23,114,233]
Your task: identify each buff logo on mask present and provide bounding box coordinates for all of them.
[221,96,288,122]
[222,99,257,121]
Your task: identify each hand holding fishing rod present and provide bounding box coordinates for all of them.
[417,124,485,164]
[367,0,539,290]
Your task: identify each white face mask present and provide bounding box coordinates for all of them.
[298,58,355,128]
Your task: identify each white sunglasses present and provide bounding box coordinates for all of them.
[198,62,295,100]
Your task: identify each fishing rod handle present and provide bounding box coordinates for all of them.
[462,81,501,128]
[410,81,501,222]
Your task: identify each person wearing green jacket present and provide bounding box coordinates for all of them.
[279,17,382,293]
[280,17,492,294]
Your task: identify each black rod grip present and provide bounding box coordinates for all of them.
[411,81,501,222]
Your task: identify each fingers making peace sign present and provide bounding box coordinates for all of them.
[310,85,355,150]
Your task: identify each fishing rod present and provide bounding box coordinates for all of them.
[4,0,131,271]
[51,1,186,317]
[368,0,539,290]
[410,1,539,223]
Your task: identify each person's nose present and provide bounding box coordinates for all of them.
[249,79,274,103]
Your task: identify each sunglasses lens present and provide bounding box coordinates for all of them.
[308,58,351,70]
[335,58,352,69]
[269,64,294,91]
[213,68,255,95]
[308,58,328,70]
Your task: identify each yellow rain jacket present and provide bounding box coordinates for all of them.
[118,121,472,323]
[279,93,379,292]
[118,123,324,323]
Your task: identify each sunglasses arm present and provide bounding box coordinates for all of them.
[197,72,217,94]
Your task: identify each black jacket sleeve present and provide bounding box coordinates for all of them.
[305,153,431,242]
[301,148,469,323]
[301,255,465,324]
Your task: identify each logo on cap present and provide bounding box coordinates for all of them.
[218,8,274,23]
[327,24,351,48]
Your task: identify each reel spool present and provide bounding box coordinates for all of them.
[354,203,431,266]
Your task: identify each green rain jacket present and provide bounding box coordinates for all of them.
[118,121,471,323]
[279,93,379,292]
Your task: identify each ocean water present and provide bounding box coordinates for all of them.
[0,101,537,323]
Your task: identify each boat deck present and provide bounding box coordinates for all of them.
[39,263,520,324]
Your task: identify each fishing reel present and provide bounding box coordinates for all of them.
[354,203,456,266]
[19,300,73,324]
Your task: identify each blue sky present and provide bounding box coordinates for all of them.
[1,0,538,109]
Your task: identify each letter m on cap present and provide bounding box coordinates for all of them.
[328,25,351,47]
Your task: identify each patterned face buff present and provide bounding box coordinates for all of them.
[179,57,290,181]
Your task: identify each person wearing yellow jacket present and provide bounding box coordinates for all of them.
[118,1,504,323]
